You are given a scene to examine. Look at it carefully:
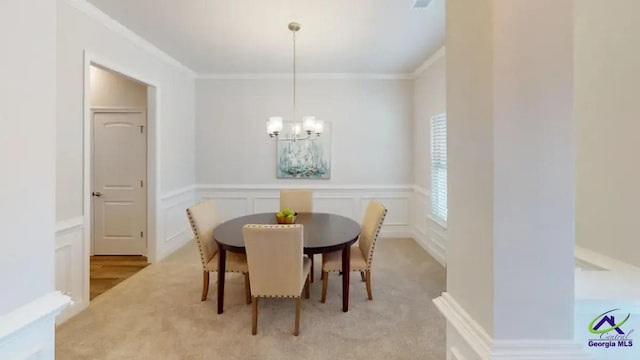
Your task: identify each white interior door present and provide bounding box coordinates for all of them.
[92,109,147,255]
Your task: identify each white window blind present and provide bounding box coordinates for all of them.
[431,113,447,224]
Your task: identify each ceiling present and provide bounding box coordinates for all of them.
[86,0,445,74]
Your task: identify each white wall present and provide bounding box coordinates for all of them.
[194,77,413,235]
[0,1,69,358]
[55,0,196,321]
[413,51,446,190]
[439,1,582,358]
[446,0,495,337]
[195,78,412,185]
[0,0,56,318]
[411,50,447,266]
[575,0,640,268]
[57,0,196,220]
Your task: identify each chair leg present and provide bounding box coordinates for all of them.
[244,273,251,305]
[252,296,259,335]
[321,271,329,303]
[310,256,314,283]
[304,274,310,299]
[360,271,366,282]
[365,270,373,300]
[320,255,325,279]
[294,297,301,336]
[201,271,210,301]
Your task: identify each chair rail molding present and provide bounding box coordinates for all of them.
[194,184,412,238]
[0,291,71,359]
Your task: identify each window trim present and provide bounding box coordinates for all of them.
[430,112,447,227]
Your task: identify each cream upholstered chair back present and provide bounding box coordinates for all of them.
[243,224,305,297]
[186,200,219,271]
[279,190,313,213]
[358,200,387,269]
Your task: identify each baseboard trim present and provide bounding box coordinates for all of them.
[55,298,88,324]
[435,293,591,360]
[434,292,492,359]
[574,245,640,272]
[162,230,192,259]
[0,292,71,341]
[412,229,446,267]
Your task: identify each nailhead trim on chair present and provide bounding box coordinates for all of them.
[186,208,210,272]
[186,207,250,274]
[365,207,387,271]
[324,205,387,273]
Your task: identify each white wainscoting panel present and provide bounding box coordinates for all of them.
[55,217,86,324]
[252,196,279,214]
[195,185,412,237]
[161,186,196,259]
[411,186,446,266]
[0,292,70,359]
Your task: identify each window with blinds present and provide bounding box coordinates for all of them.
[431,113,447,224]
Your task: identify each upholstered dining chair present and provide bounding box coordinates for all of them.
[279,189,313,213]
[243,224,311,336]
[279,189,316,281]
[321,200,387,303]
[186,200,251,305]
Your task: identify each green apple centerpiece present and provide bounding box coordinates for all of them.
[276,208,297,224]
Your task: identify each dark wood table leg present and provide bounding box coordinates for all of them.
[342,245,350,312]
[217,248,226,314]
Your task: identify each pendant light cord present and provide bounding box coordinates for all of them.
[292,30,297,129]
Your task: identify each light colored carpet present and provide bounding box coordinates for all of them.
[56,238,446,360]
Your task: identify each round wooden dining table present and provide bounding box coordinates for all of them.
[212,212,361,314]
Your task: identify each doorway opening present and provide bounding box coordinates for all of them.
[88,64,151,300]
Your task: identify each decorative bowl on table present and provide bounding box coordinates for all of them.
[275,209,297,224]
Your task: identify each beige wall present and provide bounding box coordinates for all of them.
[575,0,640,267]
[446,0,495,336]
[195,78,412,185]
[413,52,446,190]
[90,65,147,108]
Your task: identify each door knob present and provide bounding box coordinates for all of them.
[92,191,103,197]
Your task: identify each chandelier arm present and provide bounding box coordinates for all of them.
[270,133,320,142]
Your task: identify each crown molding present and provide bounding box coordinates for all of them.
[574,245,640,272]
[64,0,197,78]
[412,46,446,78]
[196,73,414,80]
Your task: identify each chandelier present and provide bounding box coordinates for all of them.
[266,22,324,142]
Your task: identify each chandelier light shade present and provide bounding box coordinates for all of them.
[267,22,324,142]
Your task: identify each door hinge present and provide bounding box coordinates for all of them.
[139,125,144,134]
[141,231,144,237]
[140,180,144,187]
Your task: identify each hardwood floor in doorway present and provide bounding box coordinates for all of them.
[90,256,149,300]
